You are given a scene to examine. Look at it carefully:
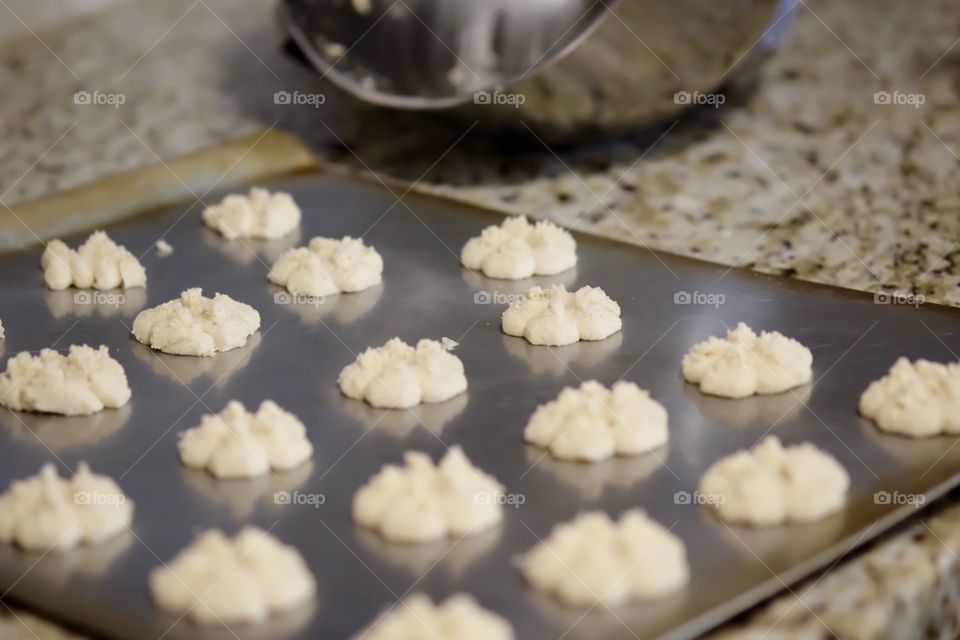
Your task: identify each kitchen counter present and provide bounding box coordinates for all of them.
[2,0,960,638]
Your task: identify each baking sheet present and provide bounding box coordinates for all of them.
[1,171,959,640]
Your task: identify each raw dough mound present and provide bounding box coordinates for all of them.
[0,463,133,551]
[0,345,131,415]
[269,236,383,296]
[352,446,503,543]
[355,594,513,640]
[150,527,315,626]
[699,436,849,526]
[132,288,261,356]
[521,510,688,607]
[461,216,577,280]
[41,231,146,290]
[860,358,960,437]
[178,400,313,478]
[682,323,812,398]
[202,187,301,239]
[338,337,467,409]
[525,380,668,461]
[501,284,621,346]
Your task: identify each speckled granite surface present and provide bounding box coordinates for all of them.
[2,0,960,638]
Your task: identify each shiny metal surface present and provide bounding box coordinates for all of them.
[1,172,960,640]
[279,0,796,138]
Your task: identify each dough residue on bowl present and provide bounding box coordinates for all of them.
[461,216,577,280]
[682,322,812,398]
[131,288,260,356]
[178,400,312,478]
[338,337,467,408]
[352,446,503,543]
[524,380,668,461]
[520,509,688,607]
[202,187,301,240]
[269,236,383,297]
[0,345,130,415]
[150,527,315,625]
[501,284,621,346]
[0,463,133,551]
[699,435,849,526]
[41,231,146,290]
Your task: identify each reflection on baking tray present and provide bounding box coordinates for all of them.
[0,529,133,590]
[857,416,960,471]
[355,524,500,578]
[337,391,468,437]
[202,228,302,266]
[461,266,578,298]
[502,332,623,376]
[1,404,130,450]
[181,461,314,520]
[524,445,666,500]
[684,383,811,429]
[271,284,383,325]
[132,334,261,387]
[44,288,147,319]
[710,507,848,568]
[159,598,315,640]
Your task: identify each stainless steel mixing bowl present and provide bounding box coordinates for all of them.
[279,0,797,139]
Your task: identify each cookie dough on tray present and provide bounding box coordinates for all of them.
[353,446,503,543]
[0,463,133,551]
[501,284,621,346]
[269,236,383,297]
[859,357,960,437]
[521,509,688,607]
[150,527,315,626]
[338,337,467,409]
[178,400,312,478]
[131,288,260,356]
[202,187,301,240]
[461,216,577,280]
[699,436,849,526]
[525,380,668,461]
[682,322,813,398]
[0,345,131,416]
[355,594,513,640]
[41,231,146,290]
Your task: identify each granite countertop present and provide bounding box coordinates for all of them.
[2,0,960,638]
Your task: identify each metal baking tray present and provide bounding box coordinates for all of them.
[1,171,959,640]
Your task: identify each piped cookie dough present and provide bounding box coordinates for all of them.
[520,510,688,608]
[355,594,513,640]
[150,527,315,626]
[41,231,146,290]
[524,380,668,462]
[699,436,849,526]
[682,322,813,398]
[352,446,503,543]
[860,358,960,437]
[178,400,312,478]
[132,288,260,356]
[501,284,621,346]
[202,187,301,240]
[338,337,467,409]
[0,345,131,416]
[269,236,383,297]
[0,463,133,551]
[461,216,577,280]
